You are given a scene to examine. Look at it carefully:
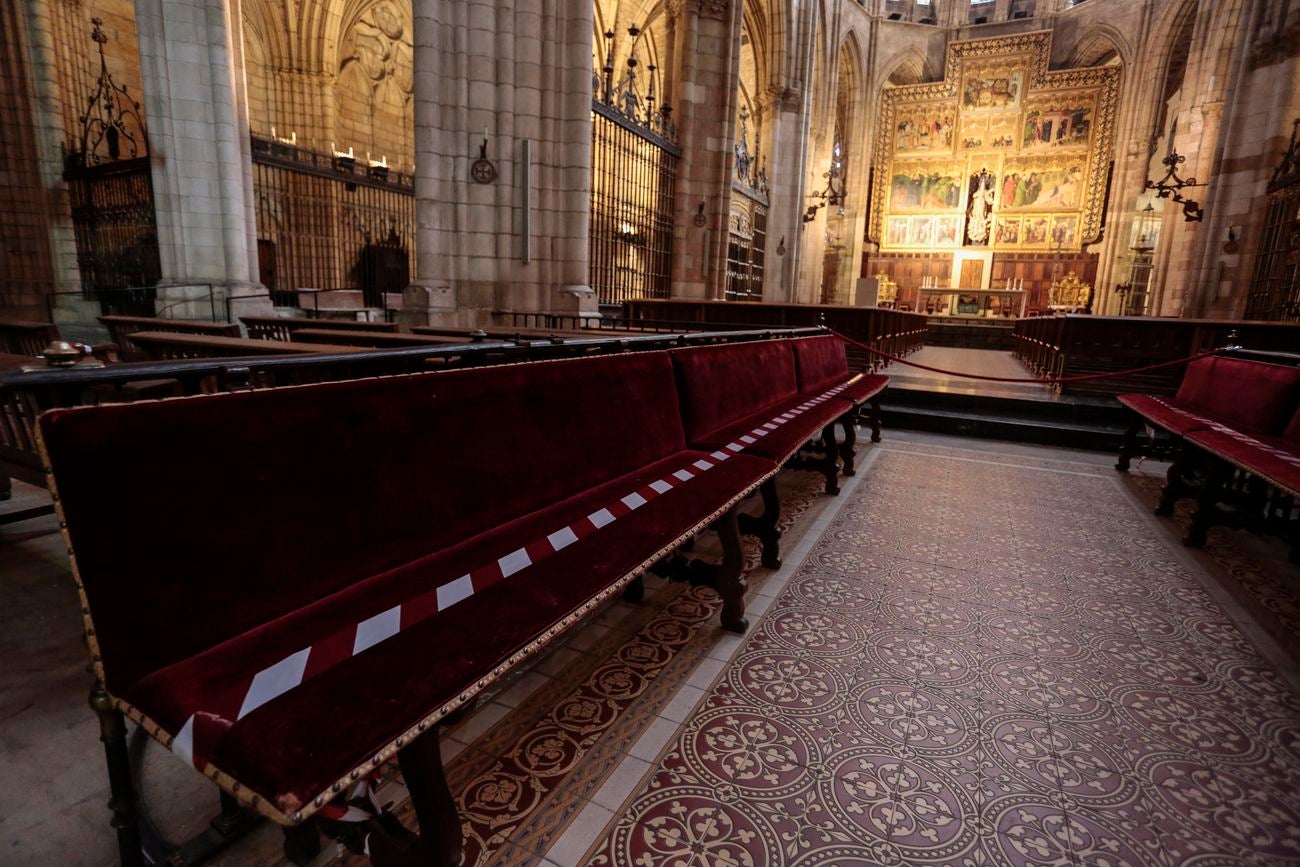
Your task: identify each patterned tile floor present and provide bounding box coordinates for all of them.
[577,440,1300,867]
[5,432,1300,866]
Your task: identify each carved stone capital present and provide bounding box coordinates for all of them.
[694,0,730,20]
[768,86,802,113]
[663,0,685,21]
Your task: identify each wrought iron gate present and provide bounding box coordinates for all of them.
[589,97,678,304]
[63,19,159,314]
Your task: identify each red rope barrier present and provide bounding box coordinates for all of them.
[830,329,1224,386]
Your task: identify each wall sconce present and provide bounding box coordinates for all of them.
[803,140,845,224]
[471,130,496,184]
[1223,225,1240,254]
[1145,150,1204,222]
[776,236,786,256]
[693,201,707,227]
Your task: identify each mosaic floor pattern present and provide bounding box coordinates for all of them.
[583,444,1300,867]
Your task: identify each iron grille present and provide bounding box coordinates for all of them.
[251,135,414,309]
[726,186,768,301]
[589,101,678,305]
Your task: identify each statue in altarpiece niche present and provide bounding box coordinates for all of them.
[965,169,997,246]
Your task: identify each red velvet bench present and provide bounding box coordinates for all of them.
[790,334,891,457]
[668,336,888,567]
[1115,354,1300,555]
[39,351,797,867]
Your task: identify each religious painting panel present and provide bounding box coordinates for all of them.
[934,215,961,247]
[959,117,988,151]
[893,103,957,154]
[912,216,936,247]
[886,216,910,246]
[961,60,1025,113]
[999,156,1087,211]
[986,114,1019,149]
[1050,214,1079,247]
[1021,92,1095,151]
[994,216,1022,247]
[1023,216,1050,246]
[889,160,964,211]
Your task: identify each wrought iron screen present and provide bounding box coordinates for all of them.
[726,186,768,300]
[1245,121,1300,321]
[251,136,414,309]
[589,102,678,304]
[61,18,160,311]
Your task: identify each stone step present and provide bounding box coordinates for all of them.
[877,383,1133,452]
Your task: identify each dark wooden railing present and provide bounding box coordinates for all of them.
[99,315,242,358]
[618,300,929,371]
[0,319,60,357]
[241,315,399,342]
[1013,315,1300,396]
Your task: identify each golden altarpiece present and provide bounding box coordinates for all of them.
[867,32,1120,316]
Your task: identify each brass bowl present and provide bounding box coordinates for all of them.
[41,341,82,368]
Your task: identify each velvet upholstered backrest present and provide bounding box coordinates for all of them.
[1175,356,1300,435]
[791,335,850,394]
[39,352,686,693]
[670,339,798,442]
[1283,406,1300,445]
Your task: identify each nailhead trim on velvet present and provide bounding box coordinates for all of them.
[170,381,852,771]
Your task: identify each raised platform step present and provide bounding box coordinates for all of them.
[923,320,1016,351]
[878,382,1130,452]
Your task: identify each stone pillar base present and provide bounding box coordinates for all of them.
[156,281,273,324]
[49,294,102,331]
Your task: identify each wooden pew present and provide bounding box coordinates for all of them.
[99,316,243,360]
[1115,352,1300,558]
[619,299,928,371]
[129,331,368,360]
[1014,314,1300,397]
[0,319,59,357]
[241,316,399,342]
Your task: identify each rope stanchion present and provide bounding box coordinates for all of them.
[830,329,1225,386]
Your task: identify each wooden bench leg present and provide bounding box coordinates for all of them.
[1115,416,1141,472]
[839,415,858,477]
[1186,457,1229,548]
[282,821,321,865]
[89,688,145,867]
[716,506,749,634]
[867,397,883,443]
[393,725,463,867]
[756,478,781,569]
[820,425,840,496]
[621,575,647,603]
[1156,442,1195,517]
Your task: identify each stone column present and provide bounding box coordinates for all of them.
[667,0,744,300]
[20,0,86,324]
[134,0,267,319]
[405,0,595,328]
[760,88,809,302]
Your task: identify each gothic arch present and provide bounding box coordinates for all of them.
[880,45,934,87]
[1068,25,1129,69]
